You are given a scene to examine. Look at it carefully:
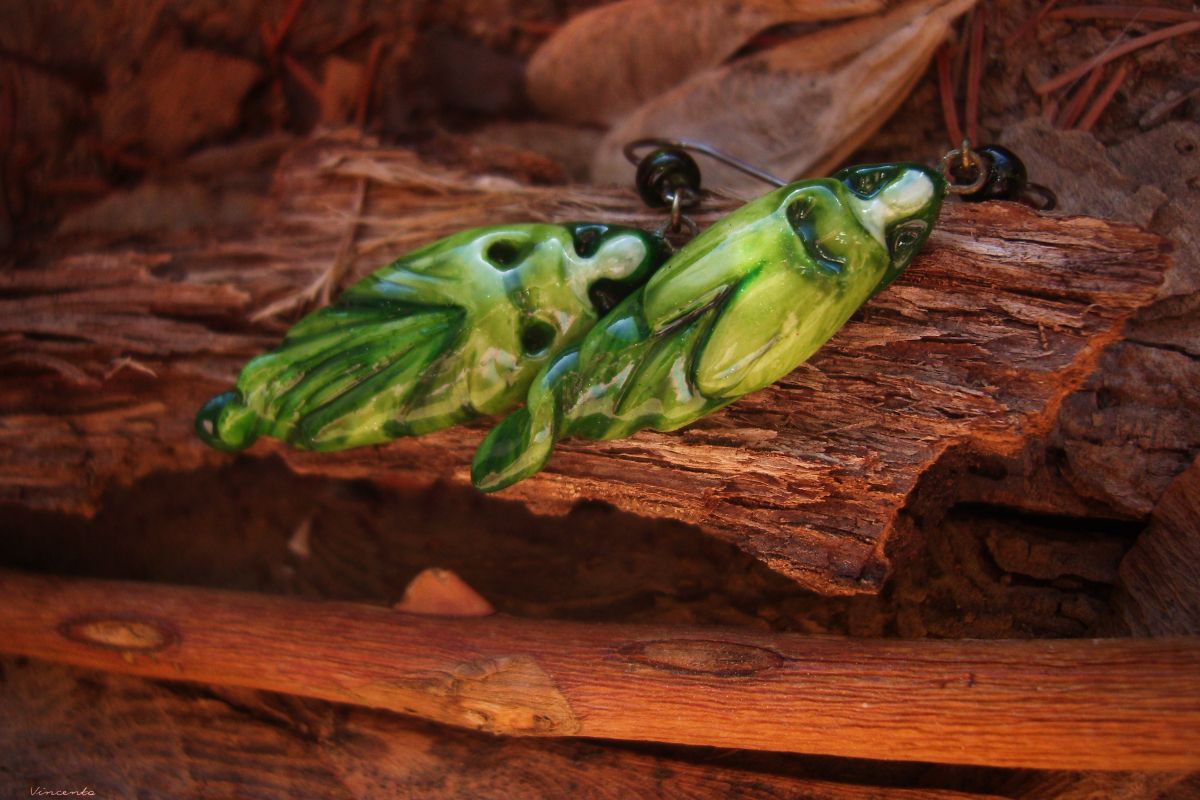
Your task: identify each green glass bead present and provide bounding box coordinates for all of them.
[196,223,669,452]
[471,163,945,492]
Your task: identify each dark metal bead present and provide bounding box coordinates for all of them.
[959,144,1028,203]
[635,148,702,209]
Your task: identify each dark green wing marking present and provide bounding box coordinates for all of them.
[196,299,465,451]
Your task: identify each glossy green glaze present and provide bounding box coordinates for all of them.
[472,163,945,492]
[196,223,669,452]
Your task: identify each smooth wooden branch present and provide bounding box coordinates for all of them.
[2,568,1198,772]
[0,138,1168,595]
[1,659,1013,800]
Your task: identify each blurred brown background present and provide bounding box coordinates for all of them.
[2,0,1199,797]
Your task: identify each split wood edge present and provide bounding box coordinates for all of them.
[1,569,1197,772]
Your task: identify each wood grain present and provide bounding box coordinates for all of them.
[2,658,1020,800]
[2,569,1198,771]
[0,138,1168,596]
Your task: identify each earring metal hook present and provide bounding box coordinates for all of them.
[623,138,788,189]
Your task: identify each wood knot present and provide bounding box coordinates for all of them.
[445,655,579,735]
[351,655,580,736]
[59,615,177,654]
[619,639,784,677]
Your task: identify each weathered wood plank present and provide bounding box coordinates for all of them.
[1,657,1014,800]
[2,569,1198,771]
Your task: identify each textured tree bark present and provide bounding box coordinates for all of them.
[2,569,1198,772]
[1111,455,1200,637]
[0,138,1168,595]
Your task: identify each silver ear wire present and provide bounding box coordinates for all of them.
[623,138,787,189]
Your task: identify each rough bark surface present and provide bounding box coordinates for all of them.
[0,137,1168,596]
[1112,456,1200,638]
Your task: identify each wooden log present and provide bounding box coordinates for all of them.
[0,138,1168,595]
[1,657,1014,800]
[2,568,1198,771]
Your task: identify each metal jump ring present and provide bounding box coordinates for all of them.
[656,215,699,240]
[941,145,990,195]
[657,190,698,239]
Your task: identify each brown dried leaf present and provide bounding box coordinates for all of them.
[98,42,261,159]
[525,0,884,126]
[592,0,977,192]
[317,57,367,126]
[394,568,496,617]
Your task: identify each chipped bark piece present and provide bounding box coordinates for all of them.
[1000,118,1169,227]
[982,120,1200,519]
[984,523,1125,584]
[0,139,1168,596]
[1113,457,1200,637]
[1054,342,1200,517]
[394,568,496,617]
[1108,120,1200,299]
[2,570,1199,771]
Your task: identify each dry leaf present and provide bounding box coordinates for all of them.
[318,57,366,126]
[526,0,884,126]
[99,41,261,159]
[393,568,496,617]
[592,0,977,193]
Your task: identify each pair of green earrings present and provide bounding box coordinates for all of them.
[197,141,963,492]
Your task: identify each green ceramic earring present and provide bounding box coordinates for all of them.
[196,138,1026,491]
[471,149,947,492]
[196,222,669,452]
